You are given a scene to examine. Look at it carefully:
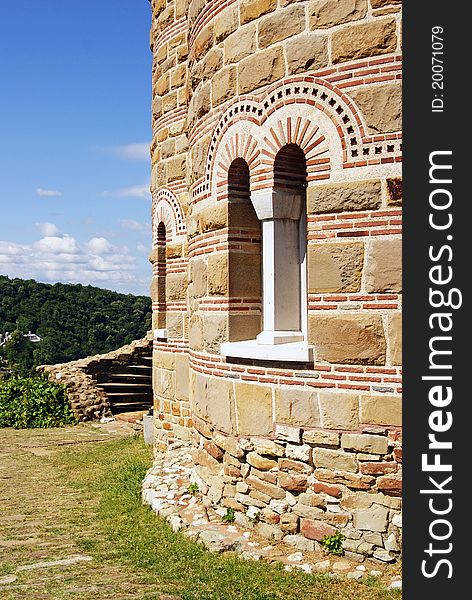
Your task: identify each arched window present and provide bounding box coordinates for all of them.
[227,159,262,341]
[222,146,312,362]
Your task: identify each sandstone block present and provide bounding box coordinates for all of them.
[360,462,398,475]
[313,448,358,472]
[235,382,273,436]
[280,513,299,533]
[309,0,367,29]
[154,368,175,400]
[301,518,336,541]
[246,451,278,471]
[308,242,364,293]
[251,468,277,484]
[154,350,175,371]
[285,32,329,75]
[307,180,382,214]
[275,424,302,443]
[303,430,340,447]
[377,476,402,496]
[240,0,278,25]
[255,521,284,541]
[279,458,313,475]
[193,24,213,60]
[316,468,374,490]
[204,440,224,461]
[332,17,397,64]
[371,0,401,6]
[260,507,281,525]
[192,375,235,434]
[387,312,402,365]
[194,448,222,475]
[192,48,222,87]
[275,387,320,427]
[229,252,261,298]
[188,82,211,123]
[171,63,186,88]
[191,258,207,298]
[278,472,308,492]
[285,444,311,462]
[319,392,359,430]
[214,4,238,43]
[238,47,285,95]
[198,203,228,233]
[309,314,386,365]
[224,24,256,64]
[365,239,402,293]
[246,475,286,499]
[341,433,388,455]
[351,83,402,134]
[202,313,227,354]
[166,154,186,183]
[174,353,189,400]
[212,66,237,106]
[252,439,285,457]
[166,312,184,338]
[228,313,262,342]
[312,482,341,498]
[340,489,401,510]
[360,394,401,426]
[353,504,388,532]
[293,503,325,519]
[213,432,245,458]
[258,5,305,49]
[166,272,188,301]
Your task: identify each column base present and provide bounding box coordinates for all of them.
[256,330,304,345]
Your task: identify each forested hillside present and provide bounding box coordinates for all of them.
[0,276,151,372]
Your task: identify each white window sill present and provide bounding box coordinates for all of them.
[154,328,168,340]
[221,339,314,362]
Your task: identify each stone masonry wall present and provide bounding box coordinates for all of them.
[149,0,402,560]
[39,338,152,421]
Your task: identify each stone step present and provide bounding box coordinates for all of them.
[107,373,151,379]
[98,382,151,388]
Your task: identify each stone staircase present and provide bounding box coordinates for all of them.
[95,355,153,418]
[39,337,154,423]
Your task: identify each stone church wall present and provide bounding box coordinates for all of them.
[149,0,402,561]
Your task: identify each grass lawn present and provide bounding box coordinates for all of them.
[54,434,401,600]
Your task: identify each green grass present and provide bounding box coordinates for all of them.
[55,436,402,600]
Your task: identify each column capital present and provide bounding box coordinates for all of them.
[251,188,303,221]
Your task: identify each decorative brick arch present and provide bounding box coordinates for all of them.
[152,188,186,245]
[202,76,402,202]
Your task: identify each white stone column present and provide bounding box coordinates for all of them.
[251,189,304,345]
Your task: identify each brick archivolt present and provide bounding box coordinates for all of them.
[152,188,187,245]
[199,76,401,205]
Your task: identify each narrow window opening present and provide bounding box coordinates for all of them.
[227,158,262,341]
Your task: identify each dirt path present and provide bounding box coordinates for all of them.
[0,424,167,600]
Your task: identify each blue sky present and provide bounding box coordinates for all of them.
[0,0,153,295]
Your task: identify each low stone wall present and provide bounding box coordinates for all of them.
[191,418,402,563]
[38,337,152,421]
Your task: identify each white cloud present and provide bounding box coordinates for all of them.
[0,232,139,292]
[34,235,79,255]
[118,183,151,199]
[36,188,62,197]
[36,222,60,237]
[121,219,151,232]
[106,142,150,161]
[85,237,113,254]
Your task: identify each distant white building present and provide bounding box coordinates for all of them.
[0,331,41,347]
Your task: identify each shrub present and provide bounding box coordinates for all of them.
[321,532,345,556]
[0,375,77,429]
